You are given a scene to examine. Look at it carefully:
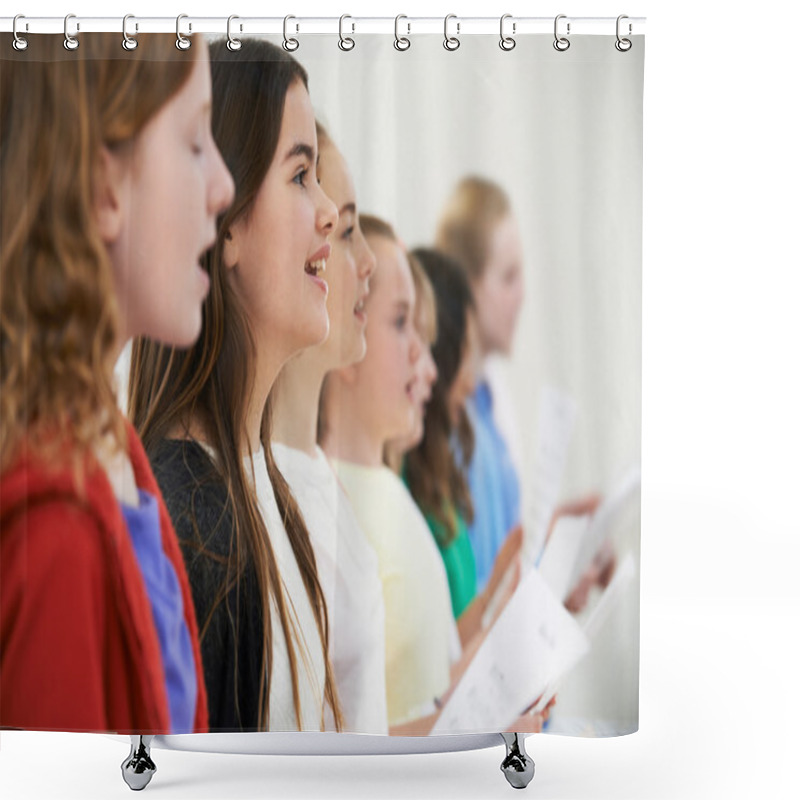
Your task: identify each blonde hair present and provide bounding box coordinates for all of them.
[1,33,197,474]
[435,175,511,281]
[407,252,437,345]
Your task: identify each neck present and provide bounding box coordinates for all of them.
[271,349,328,457]
[244,332,290,454]
[320,378,385,468]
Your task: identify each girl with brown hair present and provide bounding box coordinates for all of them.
[270,124,388,733]
[128,39,343,732]
[388,248,522,648]
[0,33,233,732]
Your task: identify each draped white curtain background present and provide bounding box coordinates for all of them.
[288,32,643,734]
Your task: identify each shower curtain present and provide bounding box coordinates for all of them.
[1,17,643,750]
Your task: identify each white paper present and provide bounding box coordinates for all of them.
[432,566,589,734]
[522,386,577,564]
[582,552,637,641]
[537,513,592,602]
[567,466,641,591]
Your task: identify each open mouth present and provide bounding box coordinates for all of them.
[305,258,327,278]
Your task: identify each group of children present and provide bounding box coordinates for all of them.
[1,34,599,736]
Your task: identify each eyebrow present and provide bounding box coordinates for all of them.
[283,142,315,164]
[340,202,357,216]
[393,299,411,312]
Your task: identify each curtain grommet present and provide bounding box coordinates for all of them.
[338,14,355,51]
[122,14,138,51]
[394,14,411,51]
[444,14,460,51]
[283,15,299,52]
[553,14,570,52]
[227,15,242,51]
[63,13,79,51]
[499,14,516,51]
[176,14,191,50]
[615,15,632,51]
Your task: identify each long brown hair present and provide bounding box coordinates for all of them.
[128,38,342,731]
[0,33,197,476]
[405,248,476,546]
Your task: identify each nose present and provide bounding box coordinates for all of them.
[316,183,339,236]
[426,349,438,385]
[209,142,235,217]
[357,231,377,281]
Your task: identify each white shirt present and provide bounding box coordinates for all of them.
[273,443,388,734]
[332,460,454,727]
[247,447,327,731]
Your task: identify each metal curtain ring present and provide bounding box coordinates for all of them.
[12,15,28,51]
[122,14,138,51]
[499,14,516,51]
[227,15,242,51]
[176,14,191,50]
[394,14,410,51]
[339,14,355,51]
[443,14,460,51]
[283,15,299,52]
[615,14,632,51]
[553,14,570,52]
[64,13,79,51]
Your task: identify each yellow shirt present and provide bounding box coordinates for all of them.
[332,461,453,726]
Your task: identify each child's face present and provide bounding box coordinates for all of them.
[225,80,339,361]
[317,141,376,370]
[109,37,234,347]
[355,235,422,445]
[472,214,525,356]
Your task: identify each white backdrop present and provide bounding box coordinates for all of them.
[2,2,799,799]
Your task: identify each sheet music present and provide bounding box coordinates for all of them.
[582,551,637,641]
[530,552,638,714]
[537,513,592,602]
[432,565,589,734]
[522,386,577,565]
[567,466,641,591]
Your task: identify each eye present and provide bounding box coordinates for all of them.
[293,167,309,187]
[341,225,355,241]
[394,314,408,331]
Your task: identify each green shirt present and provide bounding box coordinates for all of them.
[425,508,478,620]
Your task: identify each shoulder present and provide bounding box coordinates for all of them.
[146,438,233,554]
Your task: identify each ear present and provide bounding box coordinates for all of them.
[222,223,240,270]
[93,145,129,245]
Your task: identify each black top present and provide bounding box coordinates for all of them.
[150,438,264,732]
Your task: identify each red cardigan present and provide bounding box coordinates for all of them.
[0,420,208,734]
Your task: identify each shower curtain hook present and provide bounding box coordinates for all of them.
[615,15,632,51]
[176,14,191,50]
[122,15,138,51]
[283,15,299,51]
[339,14,355,51]
[443,14,460,51]
[394,15,410,51]
[63,13,79,51]
[227,15,242,51]
[553,14,570,51]
[499,14,516,51]
[12,15,28,51]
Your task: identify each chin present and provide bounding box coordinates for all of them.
[163,316,203,350]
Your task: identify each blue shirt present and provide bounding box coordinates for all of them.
[465,380,521,592]
[120,489,197,734]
